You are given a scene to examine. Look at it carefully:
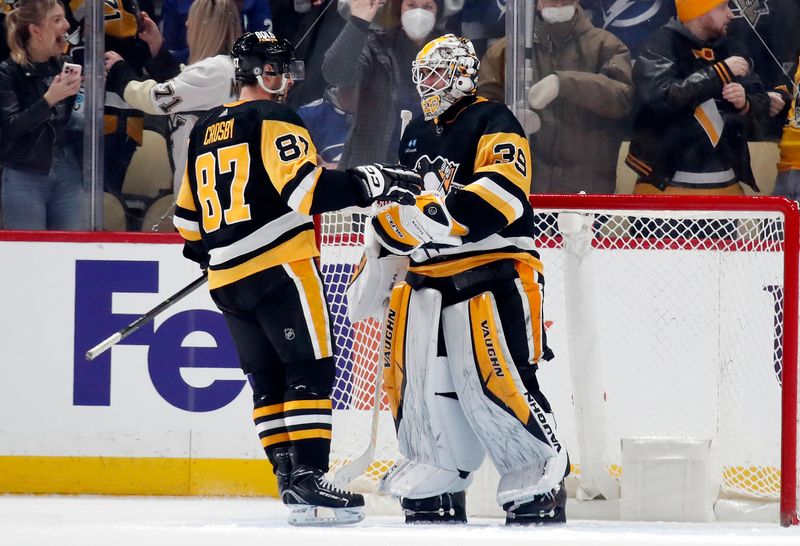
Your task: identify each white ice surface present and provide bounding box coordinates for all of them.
[2,495,800,546]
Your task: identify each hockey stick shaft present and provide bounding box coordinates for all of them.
[85,272,208,361]
[333,108,412,486]
[333,358,383,486]
[730,0,796,91]
[400,110,413,140]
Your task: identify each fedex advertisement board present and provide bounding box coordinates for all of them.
[0,233,273,495]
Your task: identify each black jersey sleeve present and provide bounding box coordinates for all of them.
[445,103,532,242]
[173,166,209,267]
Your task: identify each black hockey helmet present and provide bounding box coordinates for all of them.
[230,31,304,84]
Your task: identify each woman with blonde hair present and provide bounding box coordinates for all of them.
[185,0,243,64]
[0,0,86,230]
[104,0,242,194]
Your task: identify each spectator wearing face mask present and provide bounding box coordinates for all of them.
[322,0,447,169]
[478,0,633,194]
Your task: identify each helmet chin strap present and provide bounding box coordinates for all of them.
[257,74,289,101]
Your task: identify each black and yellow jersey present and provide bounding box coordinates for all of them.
[67,0,140,40]
[398,96,541,278]
[175,98,370,290]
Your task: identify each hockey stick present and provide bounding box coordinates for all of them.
[333,109,416,487]
[730,0,796,92]
[332,357,384,487]
[85,272,208,361]
[399,110,413,140]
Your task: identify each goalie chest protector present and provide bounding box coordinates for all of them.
[397,96,541,275]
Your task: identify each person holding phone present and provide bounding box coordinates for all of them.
[0,0,87,230]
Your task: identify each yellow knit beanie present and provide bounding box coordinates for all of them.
[675,0,727,23]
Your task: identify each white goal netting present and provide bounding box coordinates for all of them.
[318,196,799,524]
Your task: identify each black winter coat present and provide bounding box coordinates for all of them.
[0,56,77,175]
[627,18,769,191]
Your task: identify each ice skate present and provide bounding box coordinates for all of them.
[504,480,567,525]
[282,466,365,526]
[401,491,467,524]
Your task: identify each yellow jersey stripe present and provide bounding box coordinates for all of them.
[462,178,524,224]
[288,429,333,442]
[693,105,721,147]
[260,432,290,448]
[253,403,284,419]
[286,259,333,359]
[175,224,202,242]
[408,251,544,278]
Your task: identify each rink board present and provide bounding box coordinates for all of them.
[0,232,277,496]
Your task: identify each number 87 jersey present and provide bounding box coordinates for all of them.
[398,96,542,278]
[174,99,370,290]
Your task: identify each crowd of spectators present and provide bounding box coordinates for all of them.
[0,0,797,231]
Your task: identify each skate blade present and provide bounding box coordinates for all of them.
[287,505,365,526]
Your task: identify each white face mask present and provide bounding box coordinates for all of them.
[402,8,436,41]
[540,5,575,24]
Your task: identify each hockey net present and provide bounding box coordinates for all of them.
[318,195,799,525]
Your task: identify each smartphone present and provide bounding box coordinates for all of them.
[130,0,146,33]
[62,62,82,77]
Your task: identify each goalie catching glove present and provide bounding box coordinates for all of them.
[372,192,467,255]
[349,163,422,206]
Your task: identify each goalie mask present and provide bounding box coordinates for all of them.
[412,34,479,121]
[231,31,305,101]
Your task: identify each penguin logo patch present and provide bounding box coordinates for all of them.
[415,155,460,192]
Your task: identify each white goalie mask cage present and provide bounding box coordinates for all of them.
[411,34,479,121]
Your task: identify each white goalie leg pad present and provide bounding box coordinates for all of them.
[379,457,473,500]
[346,225,409,322]
[380,287,485,499]
[442,291,568,507]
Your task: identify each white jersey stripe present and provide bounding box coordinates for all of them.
[410,233,535,261]
[255,419,286,434]
[284,414,333,427]
[287,168,320,212]
[208,211,312,266]
[173,216,200,233]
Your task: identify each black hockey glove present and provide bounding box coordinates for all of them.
[349,163,422,206]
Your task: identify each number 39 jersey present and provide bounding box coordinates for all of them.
[174,99,367,289]
[398,97,542,278]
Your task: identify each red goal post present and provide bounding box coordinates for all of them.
[316,194,800,526]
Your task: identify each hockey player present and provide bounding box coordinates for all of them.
[173,31,421,526]
[369,34,569,525]
[104,0,242,195]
